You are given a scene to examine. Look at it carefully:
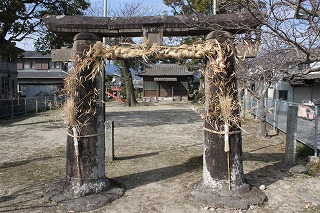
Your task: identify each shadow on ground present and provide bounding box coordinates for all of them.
[113,155,203,190]
[0,179,59,212]
[0,156,62,169]
[243,152,290,188]
[107,109,201,128]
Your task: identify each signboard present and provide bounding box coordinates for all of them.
[51,48,72,62]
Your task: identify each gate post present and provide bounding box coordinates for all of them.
[46,33,124,212]
[191,31,266,209]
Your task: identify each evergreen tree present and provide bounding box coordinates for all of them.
[0,0,90,60]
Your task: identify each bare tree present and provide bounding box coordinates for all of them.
[244,0,320,73]
[234,0,320,137]
[237,34,294,137]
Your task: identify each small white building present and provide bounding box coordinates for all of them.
[268,62,320,104]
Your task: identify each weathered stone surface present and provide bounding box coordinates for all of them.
[45,179,125,212]
[289,164,308,174]
[191,181,267,210]
[59,32,125,205]
[195,30,267,210]
[284,106,298,166]
[51,48,72,62]
[43,13,261,37]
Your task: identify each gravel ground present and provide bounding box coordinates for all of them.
[0,101,319,213]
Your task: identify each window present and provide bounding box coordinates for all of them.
[11,79,15,93]
[278,90,288,101]
[2,77,9,94]
[35,61,49,70]
[52,62,60,69]
[144,82,158,90]
[251,83,256,91]
[24,61,31,69]
[17,62,23,70]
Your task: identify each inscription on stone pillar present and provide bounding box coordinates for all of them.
[143,27,163,45]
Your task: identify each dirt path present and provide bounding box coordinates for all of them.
[0,101,319,212]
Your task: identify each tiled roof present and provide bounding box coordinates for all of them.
[20,51,51,59]
[138,64,194,76]
[293,72,320,80]
[17,70,67,79]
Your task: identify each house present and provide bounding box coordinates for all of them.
[0,59,18,98]
[267,62,320,104]
[138,64,193,101]
[17,51,68,97]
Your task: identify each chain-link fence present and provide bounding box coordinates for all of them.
[244,96,319,156]
[0,95,66,118]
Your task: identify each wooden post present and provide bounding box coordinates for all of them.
[35,97,38,112]
[156,83,159,101]
[24,98,27,115]
[11,99,13,117]
[105,121,114,162]
[172,85,174,100]
[314,105,319,157]
[284,105,298,166]
[54,93,57,105]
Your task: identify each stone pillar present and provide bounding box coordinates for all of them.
[46,33,124,212]
[284,105,298,166]
[64,32,109,197]
[191,31,266,209]
[203,31,248,191]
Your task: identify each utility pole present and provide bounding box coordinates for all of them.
[103,0,107,44]
[212,0,216,15]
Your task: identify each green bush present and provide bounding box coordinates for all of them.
[296,142,314,159]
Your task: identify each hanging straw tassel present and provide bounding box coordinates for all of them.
[73,127,82,186]
[224,123,231,190]
[224,123,230,152]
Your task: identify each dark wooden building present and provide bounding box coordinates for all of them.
[138,64,193,101]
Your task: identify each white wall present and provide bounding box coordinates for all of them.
[275,81,293,102]
[267,86,275,99]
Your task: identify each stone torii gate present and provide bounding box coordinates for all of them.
[44,13,266,211]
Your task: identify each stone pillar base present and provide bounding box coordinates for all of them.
[45,177,125,212]
[191,180,266,210]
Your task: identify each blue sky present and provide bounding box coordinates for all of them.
[17,0,171,50]
[91,0,170,13]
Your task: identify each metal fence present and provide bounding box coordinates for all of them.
[0,95,66,118]
[244,97,319,156]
